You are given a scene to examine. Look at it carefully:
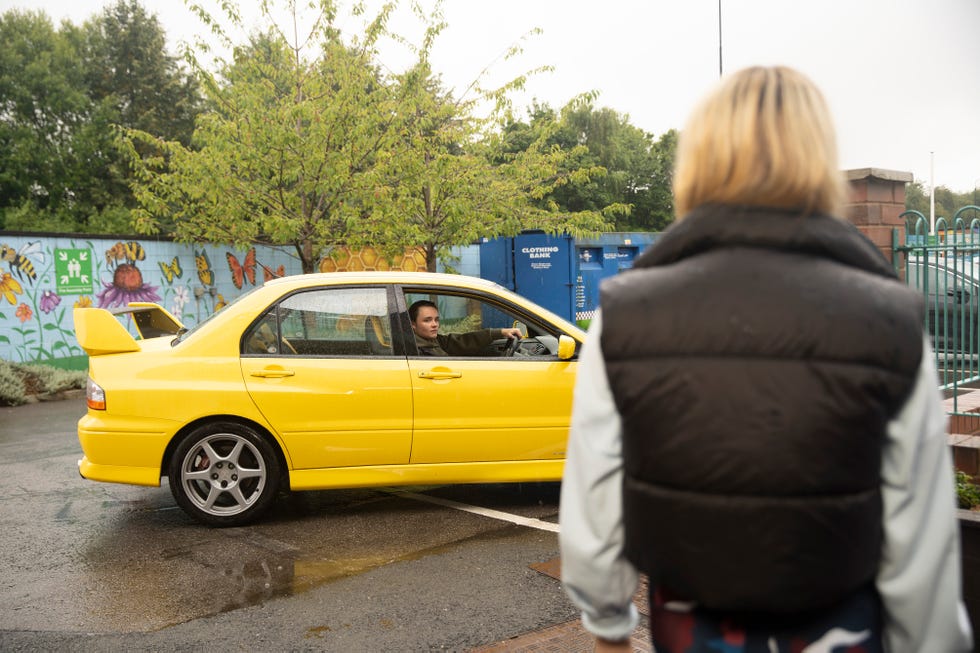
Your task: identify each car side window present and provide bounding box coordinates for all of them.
[403,290,562,358]
[243,287,394,357]
[910,262,978,305]
[244,311,282,355]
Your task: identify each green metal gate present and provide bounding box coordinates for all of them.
[895,206,980,417]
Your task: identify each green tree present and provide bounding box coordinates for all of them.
[903,181,980,228]
[0,2,201,233]
[494,99,676,233]
[642,128,677,230]
[495,101,612,216]
[553,101,645,222]
[121,1,402,273]
[72,0,201,230]
[905,181,925,208]
[0,10,90,229]
[82,0,199,145]
[372,56,617,272]
[121,0,619,272]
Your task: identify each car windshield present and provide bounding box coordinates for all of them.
[171,286,263,346]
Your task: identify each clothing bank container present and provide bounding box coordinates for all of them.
[478,231,660,327]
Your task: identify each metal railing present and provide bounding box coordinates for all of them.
[896,206,980,416]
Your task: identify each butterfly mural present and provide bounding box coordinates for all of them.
[195,250,214,287]
[159,257,183,284]
[226,248,257,289]
[261,262,285,282]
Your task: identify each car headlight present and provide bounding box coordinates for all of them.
[86,377,106,411]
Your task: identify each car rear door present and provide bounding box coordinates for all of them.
[241,285,413,470]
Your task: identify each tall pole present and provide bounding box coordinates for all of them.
[718,0,723,77]
[929,151,935,235]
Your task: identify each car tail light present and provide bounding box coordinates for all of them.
[86,377,106,411]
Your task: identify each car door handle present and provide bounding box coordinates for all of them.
[418,370,462,379]
[250,369,296,378]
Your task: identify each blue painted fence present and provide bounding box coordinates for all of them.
[0,233,302,367]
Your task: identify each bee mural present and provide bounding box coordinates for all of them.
[105,241,146,269]
[0,241,45,284]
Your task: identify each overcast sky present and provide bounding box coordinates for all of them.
[7,0,980,195]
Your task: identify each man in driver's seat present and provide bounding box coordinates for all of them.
[409,300,521,356]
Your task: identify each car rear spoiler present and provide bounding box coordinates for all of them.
[74,303,184,356]
[111,302,184,339]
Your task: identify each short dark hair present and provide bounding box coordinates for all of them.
[409,299,437,323]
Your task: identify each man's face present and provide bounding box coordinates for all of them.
[412,306,440,339]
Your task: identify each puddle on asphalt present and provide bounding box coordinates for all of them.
[226,523,528,613]
[76,519,531,633]
[71,487,555,633]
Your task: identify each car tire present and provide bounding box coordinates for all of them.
[168,422,280,527]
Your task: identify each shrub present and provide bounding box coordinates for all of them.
[0,360,25,406]
[956,470,980,510]
[0,359,87,407]
[19,363,85,394]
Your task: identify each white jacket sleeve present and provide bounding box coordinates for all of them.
[877,339,973,652]
[559,312,640,640]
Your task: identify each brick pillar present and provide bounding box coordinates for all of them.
[843,168,913,265]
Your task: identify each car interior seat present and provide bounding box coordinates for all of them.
[364,315,391,355]
[246,321,277,354]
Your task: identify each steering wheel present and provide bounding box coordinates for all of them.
[279,335,298,355]
[504,336,522,357]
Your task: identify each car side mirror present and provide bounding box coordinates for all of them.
[952,289,970,303]
[557,335,576,360]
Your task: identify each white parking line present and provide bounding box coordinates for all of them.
[390,490,561,533]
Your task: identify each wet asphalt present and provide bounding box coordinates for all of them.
[0,397,575,651]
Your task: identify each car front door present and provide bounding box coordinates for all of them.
[402,289,576,464]
[241,285,413,470]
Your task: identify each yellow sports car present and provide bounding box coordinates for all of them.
[73,272,583,526]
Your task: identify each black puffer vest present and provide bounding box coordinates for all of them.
[600,205,924,613]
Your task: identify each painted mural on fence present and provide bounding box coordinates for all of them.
[0,235,302,366]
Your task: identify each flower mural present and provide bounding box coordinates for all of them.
[171,285,189,320]
[39,290,61,314]
[1,272,22,305]
[1,237,300,365]
[15,303,32,323]
[96,263,161,309]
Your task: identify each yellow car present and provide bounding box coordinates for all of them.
[74,272,583,526]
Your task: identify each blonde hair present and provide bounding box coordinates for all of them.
[673,66,846,218]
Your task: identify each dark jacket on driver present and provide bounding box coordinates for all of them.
[414,329,508,356]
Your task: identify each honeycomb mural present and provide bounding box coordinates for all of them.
[318,246,427,272]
